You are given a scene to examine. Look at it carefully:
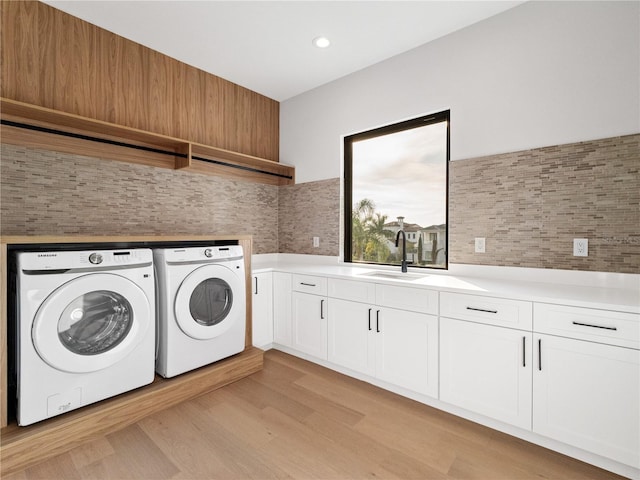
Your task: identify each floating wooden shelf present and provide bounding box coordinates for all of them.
[0,98,295,186]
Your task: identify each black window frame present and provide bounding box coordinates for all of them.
[344,110,450,269]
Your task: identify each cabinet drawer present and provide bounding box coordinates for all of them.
[375,284,438,315]
[534,303,640,349]
[328,278,376,303]
[440,292,532,330]
[292,274,327,296]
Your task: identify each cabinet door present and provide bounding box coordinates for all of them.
[440,318,532,430]
[328,298,375,376]
[292,292,328,360]
[272,272,292,347]
[534,334,640,468]
[251,272,273,348]
[375,308,438,398]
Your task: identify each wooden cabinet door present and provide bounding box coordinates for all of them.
[328,298,375,376]
[292,292,328,360]
[272,272,292,347]
[533,334,640,468]
[251,272,273,348]
[375,308,438,398]
[440,318,532,430]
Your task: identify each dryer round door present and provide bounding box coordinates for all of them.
[32,273,151,373]
[174,264,243,340]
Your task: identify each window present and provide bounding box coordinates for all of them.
[344,111,449,269]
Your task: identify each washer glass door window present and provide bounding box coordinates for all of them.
[59,290,133,355]
[32,273,151,373]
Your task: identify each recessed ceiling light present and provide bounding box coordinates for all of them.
[312,36,331,48]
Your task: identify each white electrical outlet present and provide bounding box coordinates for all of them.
[475,237,486,253]
[573,238,588,257]
[313,236,320,248]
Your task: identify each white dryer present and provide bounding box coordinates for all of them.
[16,248,155,426]
[153,245,246,378]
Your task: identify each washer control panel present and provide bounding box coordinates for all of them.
[88,252,103,264]
[17,249,153,271]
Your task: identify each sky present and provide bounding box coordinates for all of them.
[352,121,447,228]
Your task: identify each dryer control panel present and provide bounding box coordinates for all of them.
[160,245,243,264]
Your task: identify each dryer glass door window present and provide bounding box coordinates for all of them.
[190,279,233,326]
[174,264,242,340]
[58,290,133,355]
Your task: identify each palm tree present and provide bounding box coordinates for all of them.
[366,213,394,240]
[364,213,394,262]
[354,198,375,220]
[352,199,399,263]
[352,199,376,260]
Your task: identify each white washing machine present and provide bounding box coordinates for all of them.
[153,245,246,378]
[16,248,155,426]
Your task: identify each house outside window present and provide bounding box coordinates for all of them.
[344,111,449,269]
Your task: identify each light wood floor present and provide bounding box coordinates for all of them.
[4,350,627,480]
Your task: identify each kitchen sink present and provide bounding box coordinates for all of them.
[358,271,429,281]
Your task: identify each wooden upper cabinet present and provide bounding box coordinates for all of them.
[0,0,280,162]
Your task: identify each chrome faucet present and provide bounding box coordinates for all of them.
[395,230,408,273]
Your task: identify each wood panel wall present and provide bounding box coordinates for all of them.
[0,0,279,161]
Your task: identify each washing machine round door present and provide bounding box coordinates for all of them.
[174,264,243,340]
[32,273,151,373]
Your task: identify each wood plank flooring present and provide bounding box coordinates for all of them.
[4,350,627,479]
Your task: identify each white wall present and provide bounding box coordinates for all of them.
[280,1,640,184]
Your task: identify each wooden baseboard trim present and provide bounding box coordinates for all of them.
[0,346,264,476]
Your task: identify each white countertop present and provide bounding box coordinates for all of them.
[252,255,640,314]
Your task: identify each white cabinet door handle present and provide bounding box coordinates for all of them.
[538,339,542,371]
[572,321,617,331]
[466,306,498,314]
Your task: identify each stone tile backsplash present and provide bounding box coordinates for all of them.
[449,134,639,273]
[0,144,279,254]
[2,134,638,273]
[278,178,340,256]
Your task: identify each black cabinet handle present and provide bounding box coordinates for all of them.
[538,339,542,371]
[300,282,316,287]
[572,321,617,331]
[320,299,325,319]
[254,276,258,295]
[376,310,380,333]
[466,306,498,314]
[522,336,526,367]
[368,308,372,331]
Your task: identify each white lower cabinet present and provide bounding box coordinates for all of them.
[272,272,292,347]
[440,317,532,430]
[327,278,439,398]
[375,307,438,397]
[327,298,375,376]
[533,333,640,468]
[251,272,273,348]
[292,291,328,359]
[290,274,329,360]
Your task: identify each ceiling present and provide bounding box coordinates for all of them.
[43,1,525,102]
